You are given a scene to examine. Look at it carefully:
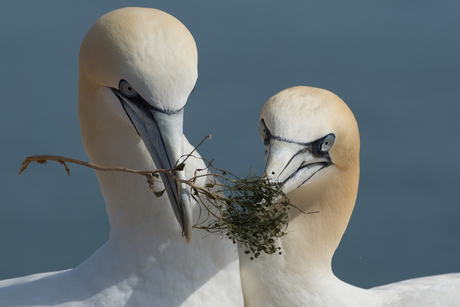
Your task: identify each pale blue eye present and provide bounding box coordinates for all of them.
[319,134,335,152]
[119,80,138,98]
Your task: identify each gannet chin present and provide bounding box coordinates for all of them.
[0,8,243,306]
[239,86,460,307]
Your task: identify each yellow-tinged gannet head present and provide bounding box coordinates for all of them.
[78,7,197,242]
[260,86,360,199]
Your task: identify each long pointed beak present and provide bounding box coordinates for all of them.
[114,92,192,243]
[264,139,330,195]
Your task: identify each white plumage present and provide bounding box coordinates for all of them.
[239,86,460,307]
[0,8,243,307]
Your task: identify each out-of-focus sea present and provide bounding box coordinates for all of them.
[1,1,459,289]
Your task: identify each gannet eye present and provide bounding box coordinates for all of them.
[259,119,269,145]
[319,134,335,153]
[119,80,138,98]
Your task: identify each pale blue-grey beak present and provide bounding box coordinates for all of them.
[112,88,193,243]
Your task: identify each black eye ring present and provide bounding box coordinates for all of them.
[318,134,335,153]
[260,119,271,145]
[119,80,138,98]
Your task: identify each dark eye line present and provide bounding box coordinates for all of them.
[111,84,185,117]
[260,118,273,146]
[263,125,334,157]
[263,124,334,150]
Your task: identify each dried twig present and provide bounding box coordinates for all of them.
[18,136,298,259]
[18,155,183,178]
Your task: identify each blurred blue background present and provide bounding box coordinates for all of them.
[1,1,459,289]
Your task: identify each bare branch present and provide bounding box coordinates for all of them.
[17,136,300,260]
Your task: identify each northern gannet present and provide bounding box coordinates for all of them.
[0,8,243,306]
[239,86,460,306]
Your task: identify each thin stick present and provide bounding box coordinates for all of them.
[16,136,298,259]
[18,155,185,179]
[177,135,211,167]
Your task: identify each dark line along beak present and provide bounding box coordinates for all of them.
[264,138,332,195]
[112,89,193,243]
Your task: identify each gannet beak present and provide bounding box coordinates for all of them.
[112,89,193,243]
[264,139,331,195]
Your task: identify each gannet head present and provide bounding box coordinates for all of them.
[260,86,360,199]
[78,8,197,242]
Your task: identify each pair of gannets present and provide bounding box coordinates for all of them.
[0,6,458,307]
[0,8,243,307]
[240,86,460,306]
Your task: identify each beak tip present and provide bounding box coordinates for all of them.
[180,193,193,244]
[182,218,192,244]
[185,231,191,244]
